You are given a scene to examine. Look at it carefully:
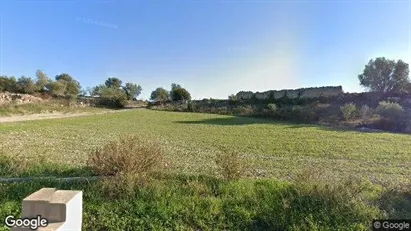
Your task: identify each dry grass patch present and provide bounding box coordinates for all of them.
[87,134,165,177]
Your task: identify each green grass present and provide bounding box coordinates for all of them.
[0,174,384,231]
[1,109,410,186]
[1,109,411,230]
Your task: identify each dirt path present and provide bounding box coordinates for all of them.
[0,109,140,123]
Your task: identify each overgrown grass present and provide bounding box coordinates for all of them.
[0,172,396,231]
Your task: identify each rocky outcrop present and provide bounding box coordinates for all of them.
[0,92,42,105]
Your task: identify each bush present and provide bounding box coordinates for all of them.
[359,105,373,123]
[267,103,278,113]
[98,87,128,108]
[233,105,255,116]
[340,102,357,121]
[215,150,247,181]
[276,105,317,122]
[376,101,404,119]
[87,134,165,177]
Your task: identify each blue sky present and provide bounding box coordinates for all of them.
[0,0,410,100]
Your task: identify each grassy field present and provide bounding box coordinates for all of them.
[1,109,410,230]
[1,109,410,185]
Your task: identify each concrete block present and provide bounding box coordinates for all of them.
[10,188,82,231]
[21,188,56,218]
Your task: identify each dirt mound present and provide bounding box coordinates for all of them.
[0,92,43,105]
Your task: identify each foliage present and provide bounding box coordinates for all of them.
[215,149,247,180]
[171,87,191,101]
[376,101,404,119]
[150,87,170,102]
[0,76,17,92]
[359,105,374,123]
[340,102,357,121]
[358,57,410,93]
[47,80,66,97]
[54,73,81,97]
[87,134,164,177]
[97,86,128,108]
[105,77,123,88]
[123,83,142,100]
[15,76,39,94]
[35,70,51,92]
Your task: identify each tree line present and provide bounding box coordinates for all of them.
[0,57,410,108]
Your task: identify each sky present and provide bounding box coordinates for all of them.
[0,0,410,100]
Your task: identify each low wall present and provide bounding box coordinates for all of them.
[236,86,344,100]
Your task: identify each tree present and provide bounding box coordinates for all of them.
[170,83,182,100]
[0,76,17,92]
[98,86,128,108]
[358,57,410,94]
[150,88,169,102]
[35,70,50,92]
[105,77,122,88]
[91,85,105,97]
[123,83,142,100]
[54,73,81,97]
[171,88,191,101]
[15,76,38,94]
[48,81,66,97]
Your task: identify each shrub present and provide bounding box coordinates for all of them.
[233,105,255,116]
[340,102,357,121]
[359,105,374,123]
[215,150,247,181]
[98,87,128,108]
[276,105,317,122]
[87,134,165,177]
[376,101,404,119]
[267,103,278,113]
[99,172,148,199]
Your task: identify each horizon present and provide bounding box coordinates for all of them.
[0,0,410,100]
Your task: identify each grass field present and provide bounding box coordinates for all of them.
[1,109,410,185]
[1,109,410,230]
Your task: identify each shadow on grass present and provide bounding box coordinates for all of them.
[174,116,374,133]
[378,189,411,218]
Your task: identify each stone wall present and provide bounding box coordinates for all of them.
[236,86,343,100]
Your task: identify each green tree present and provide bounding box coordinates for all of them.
[91,85,105,97]
[16,76,39,94]
[35,70,51,92]
[99,86,128,108]
[0,76,17,92]
[170,83,182,100]
[105,77,122,88]
[358,57,410,93]
[54,73,81,97]
[150,87,169,102]
[48,81,66,97]
[123,83,142,100]
[171,87,191,101]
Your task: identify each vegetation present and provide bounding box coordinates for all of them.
[88,134,165,177]
[150,87,170,102]
[340,102,357,121]
[358,57,410,93]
